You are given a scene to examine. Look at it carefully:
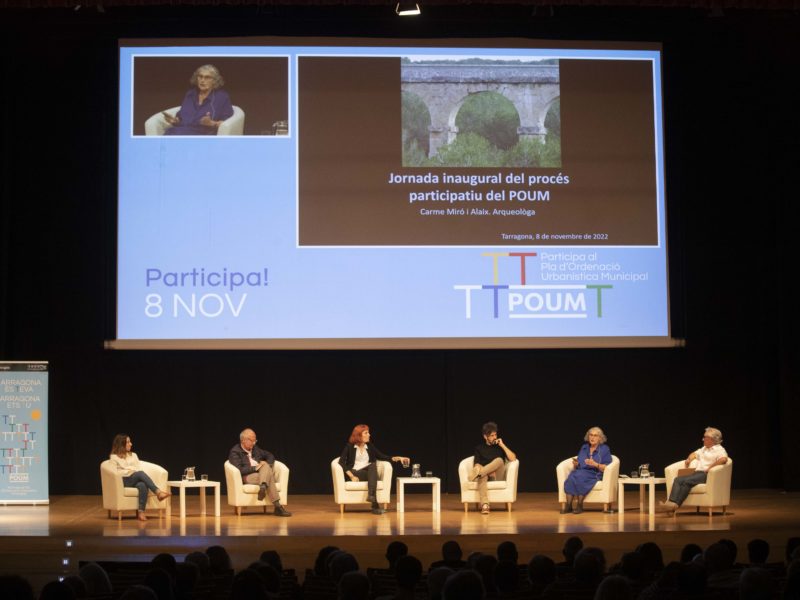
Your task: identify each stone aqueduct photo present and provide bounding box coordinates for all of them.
[401,57,561,168]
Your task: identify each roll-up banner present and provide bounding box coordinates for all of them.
[0,362,49,504]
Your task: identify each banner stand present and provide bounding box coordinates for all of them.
[0,361,49,505]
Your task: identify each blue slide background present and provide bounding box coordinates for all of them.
[118,44,669,343]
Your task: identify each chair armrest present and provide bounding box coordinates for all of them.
[377,460,393,484]
[139,461,167,486]
[273,460,289,482]
[601,456,620,501]
[504,460,519,502]
[331,458,345,499]
[664,460,687,496]
[218,106,245,136]
[458,457,474,487]
[555,457,577,502]
[705,459,733,503]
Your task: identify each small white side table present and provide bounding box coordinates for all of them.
[166,480,221,520]
[396,477,441,513]
[618,477,666,516]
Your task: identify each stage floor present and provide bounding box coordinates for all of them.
[1,489,798,591]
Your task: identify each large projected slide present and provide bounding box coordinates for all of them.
[113,38,673,349]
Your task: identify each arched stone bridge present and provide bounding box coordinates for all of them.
[401,63,560,156]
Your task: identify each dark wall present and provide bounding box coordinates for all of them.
[1,5,798,495]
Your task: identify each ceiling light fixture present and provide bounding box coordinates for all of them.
[396,2,421,16]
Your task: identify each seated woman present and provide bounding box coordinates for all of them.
[562,426,612,514]
[109,434,170,521]
[163,64,234,135]
[338,424,409,515]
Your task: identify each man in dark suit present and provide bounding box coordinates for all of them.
[228,428,291,516]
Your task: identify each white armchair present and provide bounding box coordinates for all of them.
[331,457,392,514]
[144,105,245,136]
[664,458,733,516]
[224,460,289,515]
[556,455,620,513]
[458,457,519,512]
[100,460,168,521]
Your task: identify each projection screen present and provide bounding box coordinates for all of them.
[110,37,676,349]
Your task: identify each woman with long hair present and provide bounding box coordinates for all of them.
[109,434,170,521]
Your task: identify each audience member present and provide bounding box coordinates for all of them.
[473,554,498,596]
[77,562,112,597]
[61,576,87,598]
[496,541,519,564]
[184,551,210,574]
[430,541,467,570]
[206,545,233,574]
[119,585,158,600]
[230,569,267,600]
[442,569,484,600]
[558,536,584,567]
[704,542,738,588]
[174,562,199,600]
[330,553,359,583]
[0,575,34,600]
[377,555,422,600]
[338,571,370,600]
[385,541,409,571]
[676,561,707,596]
[739,567,776,600]
[427,567,454,600]
[594,574,633,600]
[151,553,177,579]
[787,538,800,565]
[259,550,283,574]
[747,538,770,565]
[680,543,703,563]
[635,541,665,579]
[578,547,607,577]
[718,538,744,568]
[637,561,682,600]
[143,567,175,600]
[494,560,521,595]
[784,563,800,600]
[37,580,76,600]
[247,562,281,595]
[615,551,644,585]
[545,548,603,596]
[527,554,556,594]
[314,546,340,577]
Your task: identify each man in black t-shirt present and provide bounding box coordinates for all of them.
[471,421,517,514]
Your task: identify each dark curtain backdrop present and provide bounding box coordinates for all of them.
[0,4,797,495]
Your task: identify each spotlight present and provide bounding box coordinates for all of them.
[396,2,421,16]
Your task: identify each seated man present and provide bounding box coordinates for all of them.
[661,426,728,515]
[228,428,291,517]
[470,421,517,514]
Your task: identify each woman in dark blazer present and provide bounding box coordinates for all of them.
[339,424,410,514]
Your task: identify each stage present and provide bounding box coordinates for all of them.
[1,490,798,591]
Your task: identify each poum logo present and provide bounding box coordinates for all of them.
[454,251,612,319]
[9,473,30,483]
[27,365,47,371]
